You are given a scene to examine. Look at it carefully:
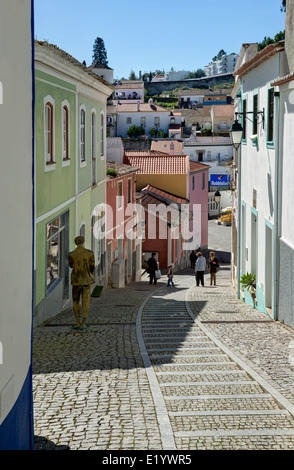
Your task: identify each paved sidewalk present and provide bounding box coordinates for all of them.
[188,266,294,408]
[33,265,294,450]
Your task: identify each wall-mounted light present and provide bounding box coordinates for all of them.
[230,109,265,150]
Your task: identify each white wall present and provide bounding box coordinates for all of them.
[92,68,113,84]
[106,137,124,163]
[239,52,282,309]
[0,0,33,428]
[185,144,233,162]
[116,111,170,137]
[280,85,294,248]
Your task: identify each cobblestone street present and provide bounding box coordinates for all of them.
[33,259,294,451]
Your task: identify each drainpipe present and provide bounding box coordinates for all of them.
[273,90,280,320]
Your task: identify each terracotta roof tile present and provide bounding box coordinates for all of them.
[123,154,189,174]
[190,161,210,173]
[211,104,234,117]
[142,185,186,205]
[115,103,169,113]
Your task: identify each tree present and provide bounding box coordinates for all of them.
[92,37,108,65]
[149,127,168,138]
[281,0,286,11]
[129,69,137,80]
[186,69,206,79]
[258,30,285,51]
[127,125,145,138]
[212,49,227,61]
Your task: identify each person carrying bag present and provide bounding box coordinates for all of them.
[208,251,220,286]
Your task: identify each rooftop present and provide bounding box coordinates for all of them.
[106,161,139,178]
[234,41,285,78]
[115,102,169,113]
[123,153,189,174]
[190,161,211,173]
[35,41,114,91]
[89,61,113,70]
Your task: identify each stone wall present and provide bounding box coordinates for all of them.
[144,73,234,96]
[122,138,151,151]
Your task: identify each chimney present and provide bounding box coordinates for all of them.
[285,0,294,73]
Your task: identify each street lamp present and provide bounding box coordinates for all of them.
[230,119,244,151]
[214,190,221,204]
[214,190,221,217]
[229,109,265,151]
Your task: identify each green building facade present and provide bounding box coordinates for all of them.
[34,41,113,326]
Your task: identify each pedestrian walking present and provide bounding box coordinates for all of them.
[147,252,158,285]
[195,252,206,286]
[208,251,220,286]
[166,265,175,287]
[189,250,197,269]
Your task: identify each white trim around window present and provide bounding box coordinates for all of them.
[61,99,70,167]
[44,95,55,172]
[79,104,87,168]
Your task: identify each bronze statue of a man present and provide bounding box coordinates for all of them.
[68,236,95,330]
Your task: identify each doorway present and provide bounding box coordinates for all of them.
[241,202,246,275]
[251,210,257,278]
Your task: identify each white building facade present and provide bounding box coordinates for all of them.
[113,102,171,138]
[205,54,238,77]
[232,41,287,321]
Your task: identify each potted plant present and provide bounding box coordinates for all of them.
[239,272,256,301]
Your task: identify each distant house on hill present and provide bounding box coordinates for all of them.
[112,80,144,104]
[88,61,114,84]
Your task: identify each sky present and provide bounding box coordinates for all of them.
[34,0,286,80]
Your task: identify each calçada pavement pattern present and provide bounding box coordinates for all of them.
[33,266,294,450]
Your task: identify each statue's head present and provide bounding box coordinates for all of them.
[75,236,84,246]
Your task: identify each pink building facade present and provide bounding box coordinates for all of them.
[189,162,210,250]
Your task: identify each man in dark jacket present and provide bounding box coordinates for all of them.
[189,251,197,269]
[147,252,158,285]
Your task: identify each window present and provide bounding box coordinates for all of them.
[140,117,146,127]
[117,181,123,209]
[45,101,54,164]
[126,117,132,124]
[46,212,69,295]
[268,88,274,143]
[192,176,195,191]
[91,111,96,160]
[242,99,247,140]
[62,103,70,162]
[202,172,205,190]
[154,117,160,128]
[80,107,86,163]
[127,178,132,204]
[100,113,104,157]
[92,110,97,185]
[253,94,258,135]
